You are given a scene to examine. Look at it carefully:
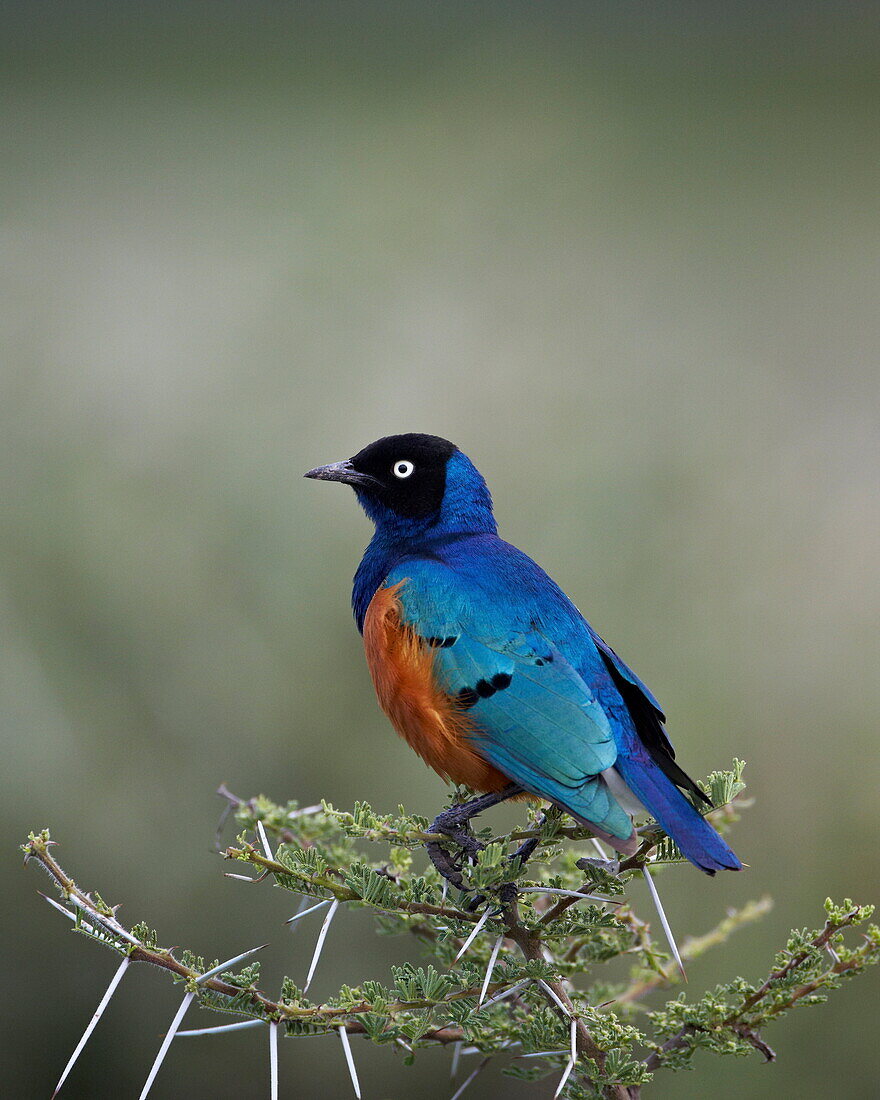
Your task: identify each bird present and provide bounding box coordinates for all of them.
[305,434,741,887]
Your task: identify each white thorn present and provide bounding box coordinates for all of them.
[450,1056,489,1099]
[517,887,616,904]
[450,1040,462,1079]
[642,867,686,980]
[478,935,504,1007]
[480,977,531,1009]
[42,892,140,946]
[42,894,94,932]
[256,820,275,860]
[225,872,262,882]
[286,894,311,928]
[440,878,449,906]
[537,980,572,1017]
[269,1021,279,1100]
[453,907,491,963]
[65,893,141,945]
[286,899,330,926]
[288,804,322,819]
[553,1019,578,1098]
[590,838,607,860]
[303,899,339,993]
[177,1019,263,1037]
[138,991,195,1099]
[197,943,267,984]
[41,894,74,918]
[339,1026,361,1098]
[516,1049,568,1059]
[52,958,130,1097]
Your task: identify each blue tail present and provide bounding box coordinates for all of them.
[615,757,742,875]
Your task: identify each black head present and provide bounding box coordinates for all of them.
[305,433,458,519]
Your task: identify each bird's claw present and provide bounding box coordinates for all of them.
[426,840,472,895]
[465,880,518,913]
[426,785,530,904]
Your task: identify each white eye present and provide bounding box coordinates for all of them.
[392,459,415,479]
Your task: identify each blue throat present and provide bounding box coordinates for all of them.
[351,450,497,631]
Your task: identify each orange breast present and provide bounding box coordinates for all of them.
[362,581,511,792]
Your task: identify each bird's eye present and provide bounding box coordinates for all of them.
[392,460,415,479]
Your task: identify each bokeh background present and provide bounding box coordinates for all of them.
[2,3,878,1097]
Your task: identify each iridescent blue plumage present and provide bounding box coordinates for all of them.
[311,437,741,875]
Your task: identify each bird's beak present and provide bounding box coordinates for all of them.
[303,459,380,489]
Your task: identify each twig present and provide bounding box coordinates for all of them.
[228,844,483,924]
[616,897,773,1005]
[499,888,622,1098]
[25,835,481,1039]
[642,907,871,1074]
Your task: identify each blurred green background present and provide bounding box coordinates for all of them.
[2,3,878,1097]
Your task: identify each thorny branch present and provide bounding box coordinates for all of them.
[23,833,484,1039]
[21,765,879,1100]
[642,905,878,1077]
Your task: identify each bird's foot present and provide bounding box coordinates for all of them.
[427,813,486,895]
[427,784,522,900]
[465,831,542,911]
[431,785,521,835]
[464,880,519,913]
[425,840,472,894]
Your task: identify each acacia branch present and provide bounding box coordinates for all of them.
[225,842,484,923]
[642,906,874,1074]
[22,768,876,1100]
[616,897,774,1006]
[22,833,499,1040]
[498,891,631,1100]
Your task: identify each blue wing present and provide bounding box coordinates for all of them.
[378,537,741,873]
[585,624,665,720]
[384,556,635,846]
